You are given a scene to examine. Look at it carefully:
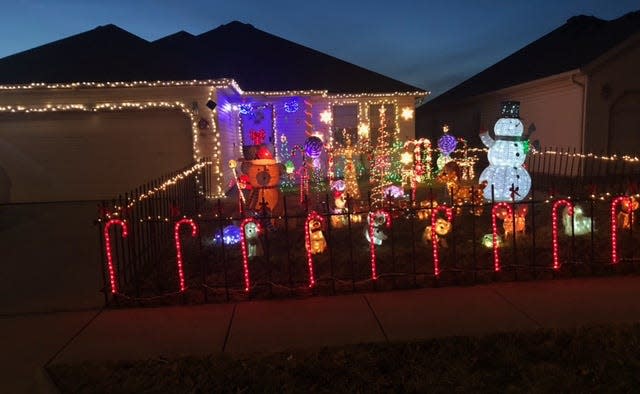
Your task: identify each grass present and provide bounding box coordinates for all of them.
[50,323,640,393]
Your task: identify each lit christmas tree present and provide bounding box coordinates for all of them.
[370,105,392,207]
[386,139,404,184]
[278,134,296,192]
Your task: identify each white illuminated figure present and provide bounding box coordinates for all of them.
[479,101,531,202]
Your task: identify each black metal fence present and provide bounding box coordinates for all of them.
[96,159,210,304]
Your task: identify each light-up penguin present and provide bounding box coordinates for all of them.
[478,101,531,202]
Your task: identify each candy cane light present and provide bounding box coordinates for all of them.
[431,206,454,277]
[174,218,198,292]
[611,196,631,264]
[491,202,513,272]
[304,211,326,287]
[368,210,391,281]
[552,199,573,270]
[240,217,262,291]
[103,219,128,294]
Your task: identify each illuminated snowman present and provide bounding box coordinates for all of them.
[478,101,531,202]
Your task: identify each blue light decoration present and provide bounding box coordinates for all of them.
[239,103,253,115]
[437,133,457,156]
[213,225,242,246]
[284,98,300,113]
[304,136,324,159]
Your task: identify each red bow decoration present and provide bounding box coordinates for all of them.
[249,130,266,145]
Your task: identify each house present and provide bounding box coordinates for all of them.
[0,22,426,203]
[416,11,640,157]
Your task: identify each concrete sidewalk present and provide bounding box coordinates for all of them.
[3,275,640,392]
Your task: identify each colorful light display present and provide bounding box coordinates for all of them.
[240,218,262,292]
[430,206,453,277]
[174,218,198,292]
[367,210,391,281]
[552,199,573,270]
[611,196,631,264]
[479,101,531,202]
[103,219,128,294]
[304,211,326,287]
[492,202,513,271]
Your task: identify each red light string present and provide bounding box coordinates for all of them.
[174,218,198,292]
[552,199,573,270]
[304,211,325,287]
[431,205,454,277]
[492,202,513,272]
[611,196,630,264]
[240,217,262,292]
[368,210,391,281]
[103,219,128,294]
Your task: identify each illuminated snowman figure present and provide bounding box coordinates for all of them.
[479,101,531,202]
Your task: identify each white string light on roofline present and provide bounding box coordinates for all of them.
[0,101,225,198]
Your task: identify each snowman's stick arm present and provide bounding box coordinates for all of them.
[479,132,495,148]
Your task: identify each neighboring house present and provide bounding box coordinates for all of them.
[416,11,640,156]
[0,22,426,203]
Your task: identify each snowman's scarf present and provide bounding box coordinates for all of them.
[495,135,524,142]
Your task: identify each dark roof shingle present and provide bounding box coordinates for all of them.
[0,21,423,94]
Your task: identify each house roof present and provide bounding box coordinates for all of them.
[420,10,640,109]
[0,21,424,95]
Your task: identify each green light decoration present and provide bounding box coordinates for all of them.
[279,134,296,192]
[522,139,530,155]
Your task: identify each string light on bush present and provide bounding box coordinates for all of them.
[431,206,454,277]
[304,211,326,287]
[103,219,128,294]
[552,199,573,270]
[240,218,262,292]
[611,196,631,264]
[174,218,198,292]
[368,210,391,281]
[491,202,513,272]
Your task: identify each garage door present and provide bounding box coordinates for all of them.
[0,109,193,203]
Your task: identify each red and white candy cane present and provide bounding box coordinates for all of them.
[240,217,262,292]
[552,199,573,270]
[174,218,198,292]
[304,211,325,287]
[492,202,513,272]
[611,196,631,264]
[103,219,128,294]
[368,210,391,281]
[431,205,454,277]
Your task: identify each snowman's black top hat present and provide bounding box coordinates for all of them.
[500,101,520,118]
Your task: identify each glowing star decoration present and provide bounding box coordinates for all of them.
[174,218,198,292]
[563,205,592,236]
[367,210,391,281]
[611,196,631,264]
[428,206,454,277]
[357,122,370,140]
[401,107,414,121]
[240,218,262,292]
[400,151,413,165]
[305,212,326,287]
[320,109,332,124]
[492,202,513,272]
[479,101,531,202]
[552,200,573,270]
[103,219,128,294]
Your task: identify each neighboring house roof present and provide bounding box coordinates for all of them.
[0,21,424,94]
[420,10,640,109]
